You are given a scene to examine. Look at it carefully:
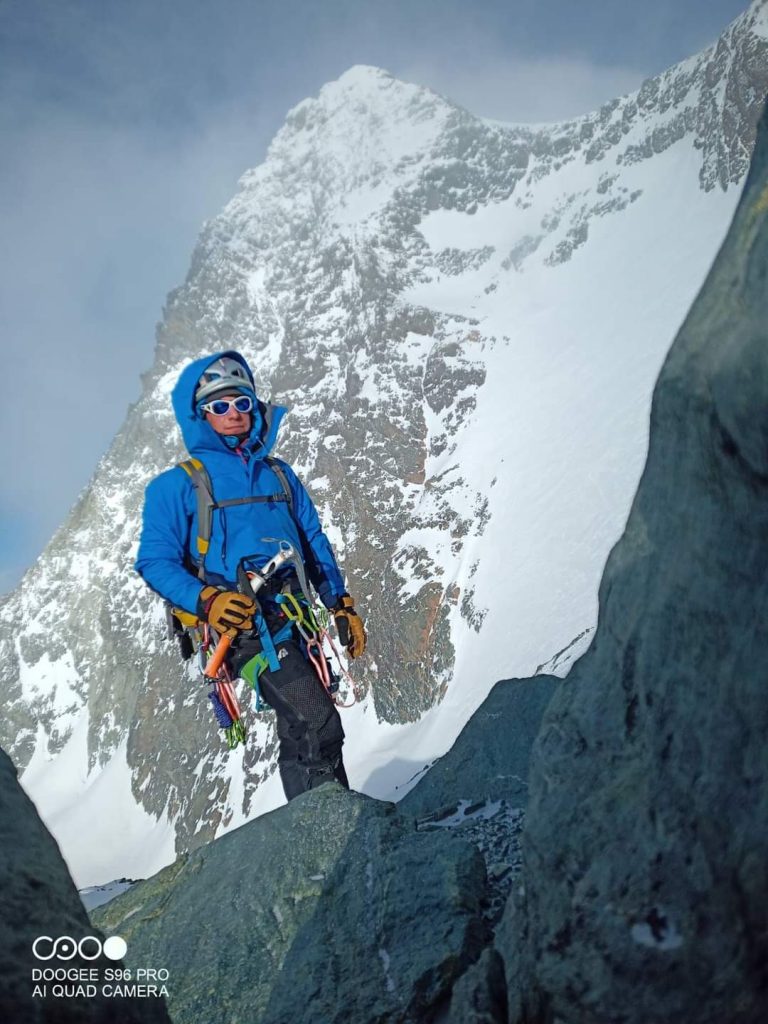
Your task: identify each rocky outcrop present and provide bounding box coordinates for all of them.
[93,785,488,1024]
[498,95,768,1023]
[83,670,550,1024]
[0,747,171,1023]
[401,675,558,815]
[448,947,509,1024]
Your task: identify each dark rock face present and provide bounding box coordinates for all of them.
[0,747,171,1024]
[93,785,489,1024]
[401,676,560,946]
[500,97,768,1023]
[447,946,509,1024]
[86,674,552,1023]
[401,676,558,815]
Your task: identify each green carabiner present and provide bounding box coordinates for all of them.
[225,719,247,749]
[277,591,317,645]
[278,591,306,625]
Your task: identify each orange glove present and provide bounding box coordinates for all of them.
[198,586,256,639]
[332,594,367,658]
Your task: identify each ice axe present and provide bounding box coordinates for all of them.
[203,542,299,679]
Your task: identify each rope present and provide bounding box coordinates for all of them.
[318,627,361,707]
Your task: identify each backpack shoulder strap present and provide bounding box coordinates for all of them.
[265,456,295,517]
[179,457,214,579]
[178,455,297,580]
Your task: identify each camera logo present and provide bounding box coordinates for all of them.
[32,936,128,961]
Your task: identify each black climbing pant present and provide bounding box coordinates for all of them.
[231,634,349,801]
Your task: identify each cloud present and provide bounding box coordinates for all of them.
[396,52,645,124]
[0,87,275,583]
[388,0,749,124]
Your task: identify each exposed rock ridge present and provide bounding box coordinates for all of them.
[498,93,768,1024]
[89,673,554,1024]
[93,785,489,1024]
[0,747,171,1023]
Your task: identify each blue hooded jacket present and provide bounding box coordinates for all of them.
[135,351,347,614]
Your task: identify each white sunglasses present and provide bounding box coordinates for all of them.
[201,395,253,417]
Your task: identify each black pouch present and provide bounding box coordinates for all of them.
[165,603,195,662]
[229,629,264,678]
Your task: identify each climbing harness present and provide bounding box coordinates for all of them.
[199,544,298,746]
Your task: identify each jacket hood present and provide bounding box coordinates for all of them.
[171,350,286,459]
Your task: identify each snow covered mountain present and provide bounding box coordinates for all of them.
[1,2,766,888]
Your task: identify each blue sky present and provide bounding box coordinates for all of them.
[0,0,751,593]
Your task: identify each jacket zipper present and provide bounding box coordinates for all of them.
[220,445,251,567]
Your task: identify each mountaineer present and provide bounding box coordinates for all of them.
[135,351,366,799]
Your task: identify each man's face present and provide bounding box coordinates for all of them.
[204,392,252,436]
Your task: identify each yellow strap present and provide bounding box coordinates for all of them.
[180,457,204,476]
[172,607,201,629]
[179,458,210,559]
